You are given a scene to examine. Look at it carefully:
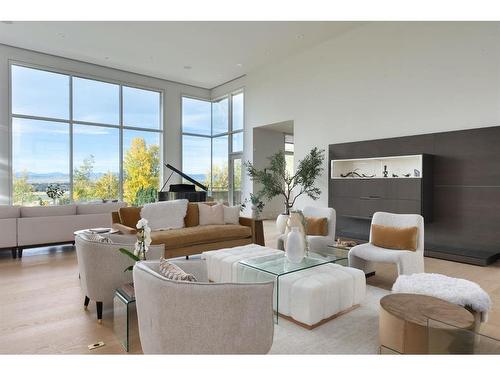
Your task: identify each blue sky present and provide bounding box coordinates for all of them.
[11,65,161,178]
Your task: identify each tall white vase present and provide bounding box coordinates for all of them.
[286,227,305,263]
[276,214,289,234]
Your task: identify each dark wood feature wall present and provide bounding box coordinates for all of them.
[328,126,500,266]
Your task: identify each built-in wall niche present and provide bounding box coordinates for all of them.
[331,155,423,179]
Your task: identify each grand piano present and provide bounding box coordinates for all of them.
[158,163,208,202]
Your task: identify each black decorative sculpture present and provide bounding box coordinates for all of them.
[383,165,388,178]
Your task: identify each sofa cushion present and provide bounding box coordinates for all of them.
[77,202,125,215]
[150,224,252,249]
[141,200,188,231]
[0,205,21,219]
[119,207,142,228]
[306,217,328,236]
[371,224,418,251]
[20,204,77,218]
[185,203,199,227]
[198,203,224,225]
[159,258,197,282]
[223,205,240,224]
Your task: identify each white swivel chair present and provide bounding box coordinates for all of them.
[133,259,275,354]
[348,212,425,276]
[278,206,336,252]
[75,233,164,323]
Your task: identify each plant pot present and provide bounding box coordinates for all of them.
[286,226,306,263]
[276,213,289,234]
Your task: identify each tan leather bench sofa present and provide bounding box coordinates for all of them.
[112,203,265,259]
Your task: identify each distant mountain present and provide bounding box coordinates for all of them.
[16,171,111,183]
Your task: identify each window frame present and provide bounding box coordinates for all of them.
[8,60,164,204]
[181,89,244,205]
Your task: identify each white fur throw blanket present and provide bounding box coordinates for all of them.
[392,273,491,322]
[141,199,188,231]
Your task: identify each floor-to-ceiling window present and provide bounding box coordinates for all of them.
[10,64,162,206]
[181,90,244,204]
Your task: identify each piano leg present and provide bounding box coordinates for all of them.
[185,255,189,260]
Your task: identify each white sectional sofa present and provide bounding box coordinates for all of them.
[0,202,126,258]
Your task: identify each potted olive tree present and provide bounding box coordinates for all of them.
[244,147,324,233]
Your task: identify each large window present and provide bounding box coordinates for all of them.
[11,64,162,206]
[182,91,244,204]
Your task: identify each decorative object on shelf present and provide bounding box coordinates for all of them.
[392,173,399,178]
[340,169,375,178]
[335,238,358,249]
[286,226,306,263]
[414,169,421,177]
[241,193,265,219]
[118,218,152,272]
[245,147,324,231]
[383,165,388,177]
[403,173,411,178]
[46,183,65,205]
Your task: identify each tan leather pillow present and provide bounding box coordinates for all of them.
[306,217,328,236]
[371,224,418,251]
[119,207,142,228]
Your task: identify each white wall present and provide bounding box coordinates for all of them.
[231,22,500,212]
[0,44,210,204]
[252,127,286,218]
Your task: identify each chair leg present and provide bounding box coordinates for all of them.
[84,296,90,310]
[18,248,23,258]
[11,248,17,259]
[185,255,189,260]
[96,301,103,324]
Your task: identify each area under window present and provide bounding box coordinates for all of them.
[10,64,163,206]
[181,91,244,204]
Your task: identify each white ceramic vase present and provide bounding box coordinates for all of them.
[276,213,289,234]
[286,226,306,263]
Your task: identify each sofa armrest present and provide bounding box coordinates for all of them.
[112,223,137,235]
[239,217,265,246]
[111,211,121,224]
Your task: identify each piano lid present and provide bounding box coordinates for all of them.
[160,163,208,192]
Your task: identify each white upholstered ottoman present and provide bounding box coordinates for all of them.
[202,244,366,329]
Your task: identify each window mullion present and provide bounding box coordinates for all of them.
[69,75,74,202]
[119,85,124,201]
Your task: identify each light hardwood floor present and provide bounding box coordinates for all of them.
[0,221,499,354]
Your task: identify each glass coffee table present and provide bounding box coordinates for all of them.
[238,247,349,323]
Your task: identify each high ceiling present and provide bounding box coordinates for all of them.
[0,21,364,88]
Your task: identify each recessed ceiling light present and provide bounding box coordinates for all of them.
[236,63,243,68]
[104,56,110,60]
[296,34,304,39]
[184,65,192,70]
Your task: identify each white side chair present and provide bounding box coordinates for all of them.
[278,206,336,252]
[348,212,425,276]
[75,234,164,323]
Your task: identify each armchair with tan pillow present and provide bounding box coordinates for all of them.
[112,202,264,259]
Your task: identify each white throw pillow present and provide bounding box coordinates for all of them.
[198,203,224,225]
[140,199,188,231]
[223,205,240,224]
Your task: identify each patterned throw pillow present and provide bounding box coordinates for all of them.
[159,258,197,282]
[85,232,112,243]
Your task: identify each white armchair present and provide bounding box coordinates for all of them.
[278,206,336,252]
[75,234,164,323]
[348,212,425,276]
[133,259,275,354]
